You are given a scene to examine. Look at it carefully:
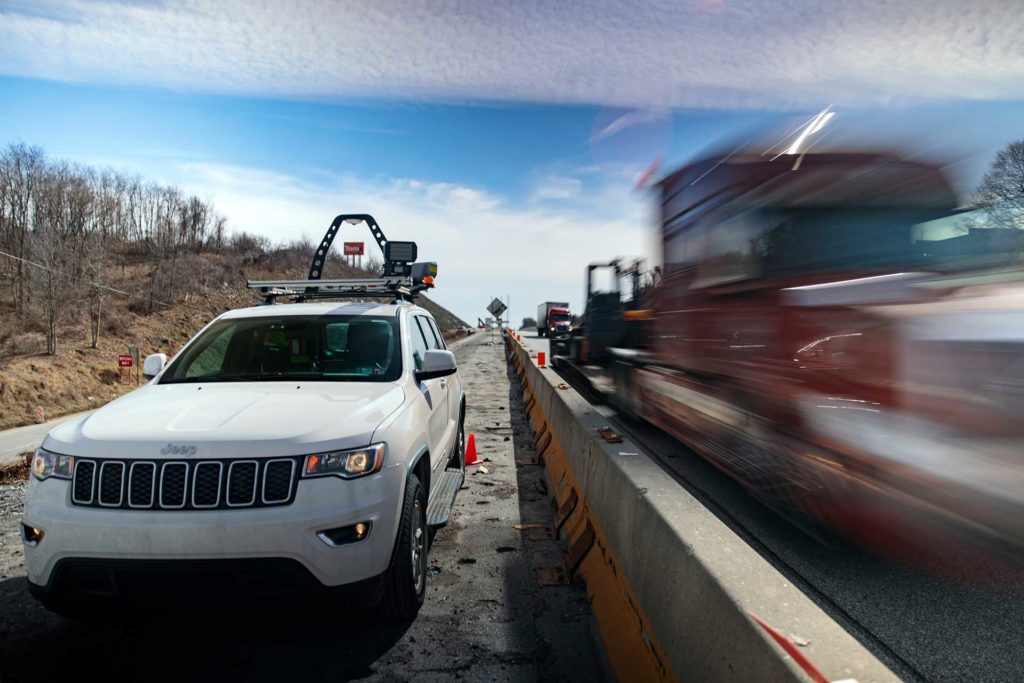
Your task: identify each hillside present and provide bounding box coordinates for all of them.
[0,249,468,431]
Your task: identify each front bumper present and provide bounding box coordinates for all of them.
[27,557,387,608]
[22,463,406,596]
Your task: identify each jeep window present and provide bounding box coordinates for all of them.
[184,322,236,378]
[161,315,402,383]
[415,316,439,350]
[324,321,349,352]
[410,315,430,371]
[424,316,446,349]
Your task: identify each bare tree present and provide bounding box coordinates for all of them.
[30,163,88,354]
[0,142,230,355]
[142,186,186,312]
[0,143,46,312]
[82,229,108,349]
[978,139,1024,230]
[83,171,118,347]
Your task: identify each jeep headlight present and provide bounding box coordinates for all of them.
[303,444,385,479]
[32,448,74,481]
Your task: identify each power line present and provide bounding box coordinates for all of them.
[0,248,170,307]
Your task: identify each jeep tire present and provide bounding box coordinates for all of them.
[379,472,427,621]
[448,407,466,474]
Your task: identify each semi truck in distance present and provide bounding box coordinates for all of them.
[537,301,572,337]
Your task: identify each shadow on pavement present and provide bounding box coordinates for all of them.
[0,576,410,682]
[498,342,609,682]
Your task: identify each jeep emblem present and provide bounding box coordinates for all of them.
[161,443,198,456]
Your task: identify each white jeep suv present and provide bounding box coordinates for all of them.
[22,300,466,620]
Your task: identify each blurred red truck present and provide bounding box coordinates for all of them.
[610,150,1024,555]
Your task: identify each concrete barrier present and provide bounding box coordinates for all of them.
[505,335,896,682]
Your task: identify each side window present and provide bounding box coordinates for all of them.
[664,222,693,275]
[410,316,429,370]
[695,210,763,288]
[426,317,446,349]
[415,316,439,350]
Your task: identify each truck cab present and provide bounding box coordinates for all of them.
[536,301,571,338]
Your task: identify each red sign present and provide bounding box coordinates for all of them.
[118,354,133,368]
[343,242,364,256]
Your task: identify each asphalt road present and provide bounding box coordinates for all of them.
[521,331,1024,682]
[0,410,94,466]
[0,331,609,683]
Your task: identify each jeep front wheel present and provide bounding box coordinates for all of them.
[379,472,427,621]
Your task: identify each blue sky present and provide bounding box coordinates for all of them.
[0,75,778,322]
[0,75,771,200]
[2,0,1024,324]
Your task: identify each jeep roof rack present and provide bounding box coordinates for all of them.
[245,214,438,304]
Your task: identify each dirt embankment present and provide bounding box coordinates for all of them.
[0,285,250,430]
[0,256,468,431]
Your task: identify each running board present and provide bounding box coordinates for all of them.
[426,467,464,528]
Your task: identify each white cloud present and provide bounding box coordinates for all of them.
[531,176,583,201]
[1,1,1023,108]
[174,162,653,324]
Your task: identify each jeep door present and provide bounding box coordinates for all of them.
[425,316,462,441]
[411,314,451,471]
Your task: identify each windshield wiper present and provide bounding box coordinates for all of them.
[160,373,273,384]
[160,372,368,384]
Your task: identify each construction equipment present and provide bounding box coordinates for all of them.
[560,258,648,364]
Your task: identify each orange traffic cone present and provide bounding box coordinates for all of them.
[465,433,482,466]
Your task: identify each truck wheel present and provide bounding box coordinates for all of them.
[538,328,544,338]
[379,472,428,621]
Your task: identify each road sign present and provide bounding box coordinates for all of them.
[343,242,365,256]
[487,297,507,317]
[118,354,133,368]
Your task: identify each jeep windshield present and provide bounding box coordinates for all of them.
[160,314,402,383]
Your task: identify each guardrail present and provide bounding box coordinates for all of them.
[504,332,896,683]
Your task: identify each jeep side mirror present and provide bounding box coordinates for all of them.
[415,349,457,382]
[143,353,168,380]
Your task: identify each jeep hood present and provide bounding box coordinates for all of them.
[44,382,406,459]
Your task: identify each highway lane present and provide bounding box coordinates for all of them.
[520,330,1024,683]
